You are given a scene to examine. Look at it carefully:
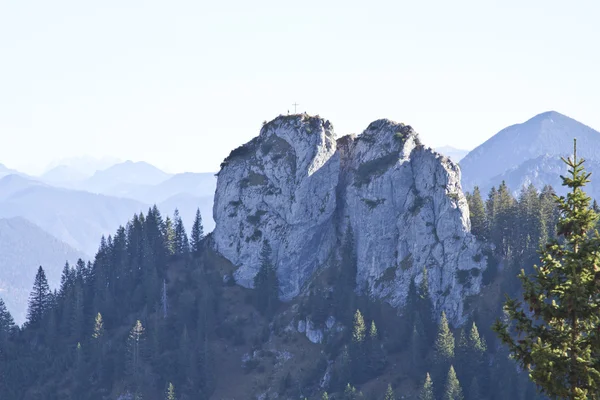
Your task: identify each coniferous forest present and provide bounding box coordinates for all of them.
[0,177,572,399]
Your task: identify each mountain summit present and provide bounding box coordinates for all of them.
[213,114,485,324]
[460,111,600,193]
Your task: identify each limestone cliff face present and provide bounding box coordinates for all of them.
[212,114,486,325]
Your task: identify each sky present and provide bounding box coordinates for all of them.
[1,0,599,175]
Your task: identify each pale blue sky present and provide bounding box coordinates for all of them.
[1,0,598,174]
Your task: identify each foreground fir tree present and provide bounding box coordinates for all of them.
[493,140,600,400]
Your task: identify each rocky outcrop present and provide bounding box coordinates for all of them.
[212,114,486,325]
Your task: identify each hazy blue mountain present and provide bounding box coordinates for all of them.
[435,146,469,162]
[81,160,172,194]
[40,165,88,186]
[159,192,215,233]
[87,171,218,232]
[44,155,121,178]
[0,217,87,324]
[460,111,600,193]
[106,171,217,203]
[0,174,46,201]
[0,175,147,256]
[0,163,26,179]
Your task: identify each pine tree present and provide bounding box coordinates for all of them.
[468,322,486,354]
[164,216,175,256]
[369,320,377,340]
[26,266,51,327]
[253,240,279,316]
[127,320,146,379]
[343,383,364,399]
[0,298,15,343]
[383,383,395,400]
[92,312,104,340]
[166,382,176,400]
[322,392,329,400]
[419,373,434,400]
[434,311,455,363]
[353,310,366,343]
[191,208,204,255]
[494,140,600,400]
[467,186,488,239]
[173,209,189,256]
[59,261,74,297]
[444,365,464,400]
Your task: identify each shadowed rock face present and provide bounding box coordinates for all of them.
[212,114,486,325]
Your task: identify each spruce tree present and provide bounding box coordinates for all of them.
[164,216,175,256]
[444,365,464,400]
[26,266,51,327]
[434,311,455,363]
[0,298,15,343]
[190,208,204,255]
[383,383,395,400]
[173,209,189,256]
[253,240,279,316]
[419,373,434,400]
[467,186,488,239]
[353,310,366,343]
[127,320,146,380]
[494,140,600,399]
[369,320,377,339]
[468,322,486,354]
[322,392,329,400]
[166,382,176,400]
[92,312,104,340]
[59,261,74,297]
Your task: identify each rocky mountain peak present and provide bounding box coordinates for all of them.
[213,114,486,325]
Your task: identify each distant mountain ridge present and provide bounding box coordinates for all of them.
[0,174,148,256]
[80,160,173,193]
[0,217,87,324]
[0,163,27,179]
[460,111,600,196]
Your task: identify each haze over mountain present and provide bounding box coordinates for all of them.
[0,217,86,324]
[0,163,26,179]
[0,174,147,256]
[80,160,173,194]
[40,165,89,186]
[43,155,122,177]
[460,111,600,196]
